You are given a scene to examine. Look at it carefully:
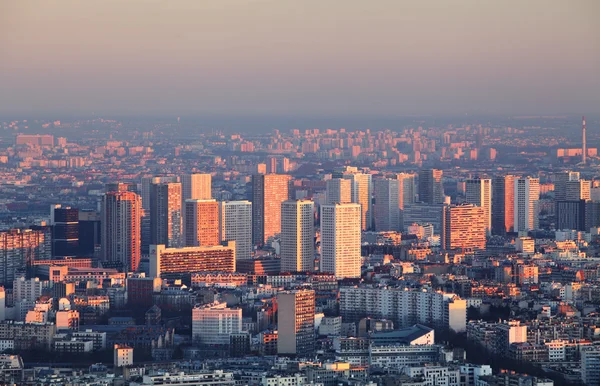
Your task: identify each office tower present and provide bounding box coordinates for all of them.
[181,173,212,201]
[325,178,352,204]
[184,199,219,247]
[566,179,591,200]
[219,201,253,261]
[553,171,580,201]
[267,157,278,174]
[419,169,444,204]
[101,191,142,272]
[149,241,236,278]
[150,182,183,248]
[252,174,291,245]
[395,173,416,209]
[465,178,492,234]
[280,200,315,273]
[320,203,361,279]
[374,178,400,231]
[582,346,600,385]
[277,289,315,356]
[192,302,242,345]
[556,200,587,231]
[346,173,373,231]
[514,177,540,232]
[402,203,446,234]
[50,205,79,257]
[442,204,486,251]
[492,175,515,235]
[78,210,101,257]
[141,176,178,254]
[0,229,50,285]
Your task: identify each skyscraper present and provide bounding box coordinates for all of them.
[252,174,291,245]
[219,201,253,261]
[181,173,212,201]
[280,200,315,273]
[277,289,315,357]
[101,191,142,272]
[442,204,486,251]
[514,177,540,232]
[184,199,219,247]
[492,175,515,235]
[150,182,183,248]
[418,169,444,204]
[50,205,79,257]
[553,171,580,201]
[395,173,416,209]
[320,203,361,279]
[141,176,178,254]
[465,178,492,234]
[566,179,591,201]
[374,178,400,231]
[325,178,352,204]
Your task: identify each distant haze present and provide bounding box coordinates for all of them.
[1,0,599,117]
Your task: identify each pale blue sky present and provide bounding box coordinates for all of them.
[1,0,599,116]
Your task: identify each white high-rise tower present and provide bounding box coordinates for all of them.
[514,177,540,232]
[465,178,492,234]
[219,201,253,261]
[320,203,361,279]
[280,200,315,273]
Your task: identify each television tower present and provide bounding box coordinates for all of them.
[582,116,587,165]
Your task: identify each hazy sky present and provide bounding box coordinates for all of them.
[1,0,599,117]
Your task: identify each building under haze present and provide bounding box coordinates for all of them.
[419,169,444,204]
[184,199,219,247]
[333,167,373,231]
[251,174,291,245]
[181,173,212,201]
[465,178,492,234]
[320,203,361,279]
[150,182,183,248]
[395,173,416,209]
[492,175,515,235]
[514,177,540,232]
[325,178,352,205]
[101,191,142,272]
[374,178,400,232]
[219,201,253,261]
[280,200,315,273]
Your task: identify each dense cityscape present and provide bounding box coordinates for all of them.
[0,114,598,385]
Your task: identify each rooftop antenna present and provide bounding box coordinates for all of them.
[582,116,587,165]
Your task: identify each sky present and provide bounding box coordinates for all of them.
[1,0,599,117]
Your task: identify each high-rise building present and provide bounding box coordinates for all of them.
[192,302,242,346]
[184,199,219,247]
[402,203,446,234]
[419,169,444,204]
[553,171,580,201]
[374,178,400,231]
[280,200,315,273]
[50,205,79,257]
[141,176,178,254]
[277,289,315,356]
[219,201,253,261]
[252,174,291,245]
[101,191,142,272]
[395,173,416,209]
[149,242,236,278]
[78,210,101,257]
[465,178,492,234]
[181,173,212,201]
[582,346,600,385]
[0,229,50,285]
[325,178,352,204]
[442,204,486,251]
[566,179,591,201]
[320,203,361,279]
[150,182,183,248]
[492,175,515,235]
[344,173,373,231]
[556,200,587,231]
[514,177,540,232]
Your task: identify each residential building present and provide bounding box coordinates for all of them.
[442,204,486,251]
[184,199,219,247]
[192,302,242,346]
[514,177,540,232]
[465,178,492,234]
[252,174,291,245]
[219,201,253,261]
[280,200,315,273]
[419,169,444,204]
[150,182,183,248]
[149,242,236,278]
[320,203,362,279]
[277,289,315,357]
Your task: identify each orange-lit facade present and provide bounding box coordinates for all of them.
[185,199,219,247]
[252,174,291,245]
[442,204,486,251]
[149,241,236,278]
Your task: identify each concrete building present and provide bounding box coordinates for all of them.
[0,229,50,285]
[185,199,219,247]
[219,201,253,261]
[101,191,142,272]
[325,178,351,205]
[374,178,400,232]
[402,203,445,234]
[465,178,492,234]
[442,204,486,251]
[581,345,600,385]
[13,277,42,303]
[419,169,444,204]
[338,170,373,231]
[181,173,212,201]
[320,203,362,279]
[149,242,236,278]
[277,289,315,357]
[150,182,183,248]
[492,175,515,235]
[553,171,580,201]
[280,200,315,273]
[114,344,133,368]
[514,177,540,232]
[192,302,242,346]
[395,173,416,209]
[252,174,291,245]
